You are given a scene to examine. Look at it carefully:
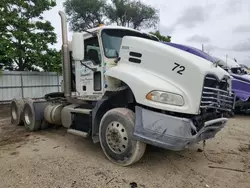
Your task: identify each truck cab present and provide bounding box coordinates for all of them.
[70,26,159,101]
[10,11,235,167]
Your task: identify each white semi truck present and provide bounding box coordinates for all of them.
[10,11,235,166]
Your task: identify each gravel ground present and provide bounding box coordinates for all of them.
[0,104,250,188]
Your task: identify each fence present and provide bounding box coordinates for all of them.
[0,71,63,102]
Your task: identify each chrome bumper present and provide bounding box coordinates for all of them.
[133,106,228,151]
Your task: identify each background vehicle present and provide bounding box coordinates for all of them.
[214,58,250,114]
[239,64,250,74]
[10,12,234,166]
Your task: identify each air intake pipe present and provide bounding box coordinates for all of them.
[59,11,71,98]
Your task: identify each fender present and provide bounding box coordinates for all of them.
[105,63,199,114]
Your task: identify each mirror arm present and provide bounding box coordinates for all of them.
[114,57,121,63]
[80,61,97,72]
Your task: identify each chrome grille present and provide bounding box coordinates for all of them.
[200,75,235,112]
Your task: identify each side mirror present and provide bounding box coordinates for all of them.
[72,33,84,61]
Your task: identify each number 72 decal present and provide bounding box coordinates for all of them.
[172,62,185,75]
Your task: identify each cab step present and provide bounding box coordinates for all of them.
[67,129,89,138]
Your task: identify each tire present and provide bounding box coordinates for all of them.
[23,100,41,131]
[99,108,146,166]
[10,99,25,126]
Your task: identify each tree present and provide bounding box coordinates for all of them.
[105,0,131,27]
[0,0,60,71]
[0,47,14,70]
[150,31,171,42]
[64,0,106,31]
[64,0,159,31]
[38,49,62,73]
[105,0,159,29]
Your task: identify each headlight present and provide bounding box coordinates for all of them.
[146,91,184,106]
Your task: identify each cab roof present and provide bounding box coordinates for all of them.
[81,25,159,41]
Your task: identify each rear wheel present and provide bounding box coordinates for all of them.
[23,100,41,131]
[99,108,146,166]
[10,99,25,126]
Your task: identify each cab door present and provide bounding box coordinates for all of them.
[75,35,104,100]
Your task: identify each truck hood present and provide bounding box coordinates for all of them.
[116,36,232,114]
[120,36,231,81]
[157,41,230,79]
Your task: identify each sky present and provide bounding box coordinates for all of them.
[43,0,250,66]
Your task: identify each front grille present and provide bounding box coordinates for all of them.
[200,75,235,112]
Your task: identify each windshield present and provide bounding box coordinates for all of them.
[101,29,159,58]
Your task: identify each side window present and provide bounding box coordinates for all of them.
[84,36,101,65]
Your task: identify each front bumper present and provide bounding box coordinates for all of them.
[133,106,228,151]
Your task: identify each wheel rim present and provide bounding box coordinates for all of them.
[11,103,18,120]
[106,121,129,154]
[24,106,32,125]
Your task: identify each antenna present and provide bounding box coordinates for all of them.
[226,54,228,68]
[158,8,161,32]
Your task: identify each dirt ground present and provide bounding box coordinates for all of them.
[0,104,250,188]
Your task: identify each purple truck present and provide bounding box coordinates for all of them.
[163,42,250,114]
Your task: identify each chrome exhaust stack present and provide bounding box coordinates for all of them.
[59,11,71,98]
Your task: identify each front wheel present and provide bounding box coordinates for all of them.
[99,108,146,166]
